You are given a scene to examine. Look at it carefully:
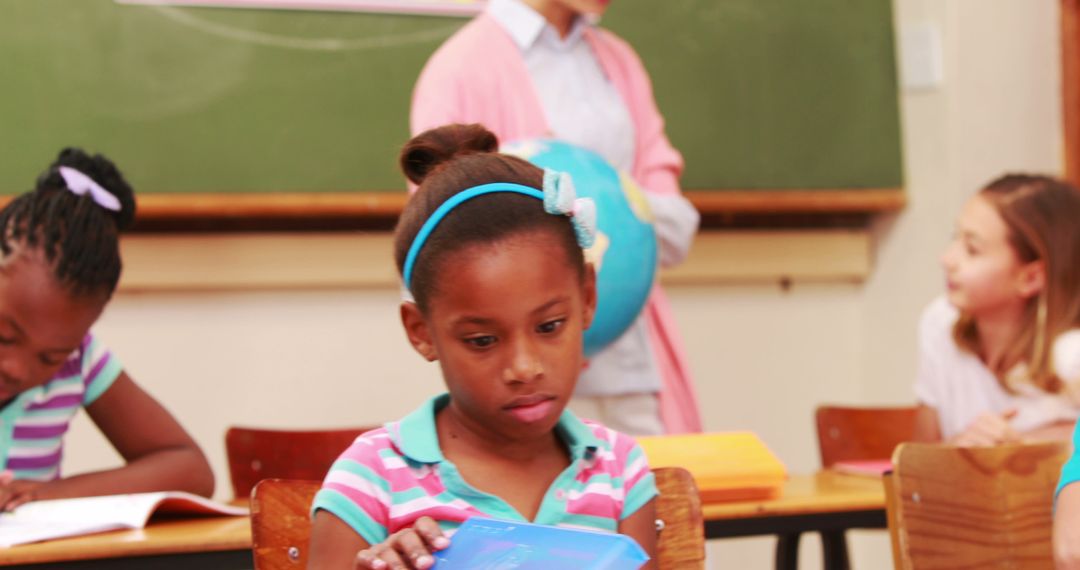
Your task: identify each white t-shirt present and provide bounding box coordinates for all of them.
[914,296,1080,439]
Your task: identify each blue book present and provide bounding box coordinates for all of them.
[432,517,650,569]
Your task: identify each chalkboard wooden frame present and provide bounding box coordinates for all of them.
[0,188,904,230]
[137,188,904,217]
[1064,0,1080,186]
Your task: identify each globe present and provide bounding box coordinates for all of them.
[503,139,658,356]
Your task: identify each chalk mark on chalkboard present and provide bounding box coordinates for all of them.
[150,5,458,50]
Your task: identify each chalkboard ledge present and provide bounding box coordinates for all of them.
[684,188,905,213]
[116,230,871,293]
[0,188,904,231]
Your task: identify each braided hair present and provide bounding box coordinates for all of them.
[0,148,136,299]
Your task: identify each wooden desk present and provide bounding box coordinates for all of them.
[0,515,252,569]
[1,473,881,570]
[704,471,886,570]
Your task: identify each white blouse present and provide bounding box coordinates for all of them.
[914,296,1080,439]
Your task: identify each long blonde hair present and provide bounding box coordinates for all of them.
[953,174,1080,393]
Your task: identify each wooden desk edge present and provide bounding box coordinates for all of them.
[701,472,887,520]
[0,516,252,566]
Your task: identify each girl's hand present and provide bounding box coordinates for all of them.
[952,409,1019,447]
[354,516,450,569]
[1055,483,1080,569]
[0,470,42,511]
[1020,420,1076,443]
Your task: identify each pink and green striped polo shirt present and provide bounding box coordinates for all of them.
[313,394,658,545]
[0,333,122,482]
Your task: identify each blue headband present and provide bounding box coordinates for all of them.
[402,170,597,292]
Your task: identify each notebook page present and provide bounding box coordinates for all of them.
[0,493,164,547]
[0,491,246,548]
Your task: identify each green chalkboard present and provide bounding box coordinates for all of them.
[0,0,901,197]
[604,0,903,190]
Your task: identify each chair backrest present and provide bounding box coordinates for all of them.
[815,405,919,467]
[250,468,705,570]
[225,426,375,499]
[653,466,706,569]
[885,441,1069,570]
[251,478,321,570]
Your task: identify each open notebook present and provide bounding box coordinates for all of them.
[0,491,247,548]
[432,517,649,569]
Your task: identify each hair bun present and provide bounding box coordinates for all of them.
[400,123,499,186]
[37,147,137,231]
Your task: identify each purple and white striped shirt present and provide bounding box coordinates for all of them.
[0,333,122,481]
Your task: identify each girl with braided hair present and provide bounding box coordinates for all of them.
[0,148,213,510]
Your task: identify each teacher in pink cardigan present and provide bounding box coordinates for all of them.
[410,0,702,435]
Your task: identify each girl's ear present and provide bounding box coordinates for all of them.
[581,263,597,330]
[400,302,438,362]
[1016,260,1046,299]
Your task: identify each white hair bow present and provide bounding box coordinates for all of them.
[542,169,596,249]
[58,166,121,212]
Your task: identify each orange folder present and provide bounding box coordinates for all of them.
[637,432,787,502]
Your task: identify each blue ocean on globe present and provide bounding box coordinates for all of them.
[503,139,658,356]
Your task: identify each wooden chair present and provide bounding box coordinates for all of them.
[885,441,1069,570]
[814,405,920,467]
[654,466,706,569]
[225,425,375,500]
[251,479,321,569]
[249,467,705,570]
[803,405,919,569]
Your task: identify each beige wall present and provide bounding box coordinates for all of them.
[59,0,1062,567]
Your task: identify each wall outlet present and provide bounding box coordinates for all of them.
[900,22,944,90]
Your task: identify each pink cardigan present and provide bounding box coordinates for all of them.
[410,14,702,434]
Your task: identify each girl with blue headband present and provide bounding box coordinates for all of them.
[0,148,213,510]
[308,124,658,569]
[412,0,703,437]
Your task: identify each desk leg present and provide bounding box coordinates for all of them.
[820,530,850,570]
[775,532,801,570]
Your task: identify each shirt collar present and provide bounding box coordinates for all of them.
[393,393,449,463]
[392,393,600,464]
[487,0,593,51]
[554,405,601,460]
[0,385,42,419]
